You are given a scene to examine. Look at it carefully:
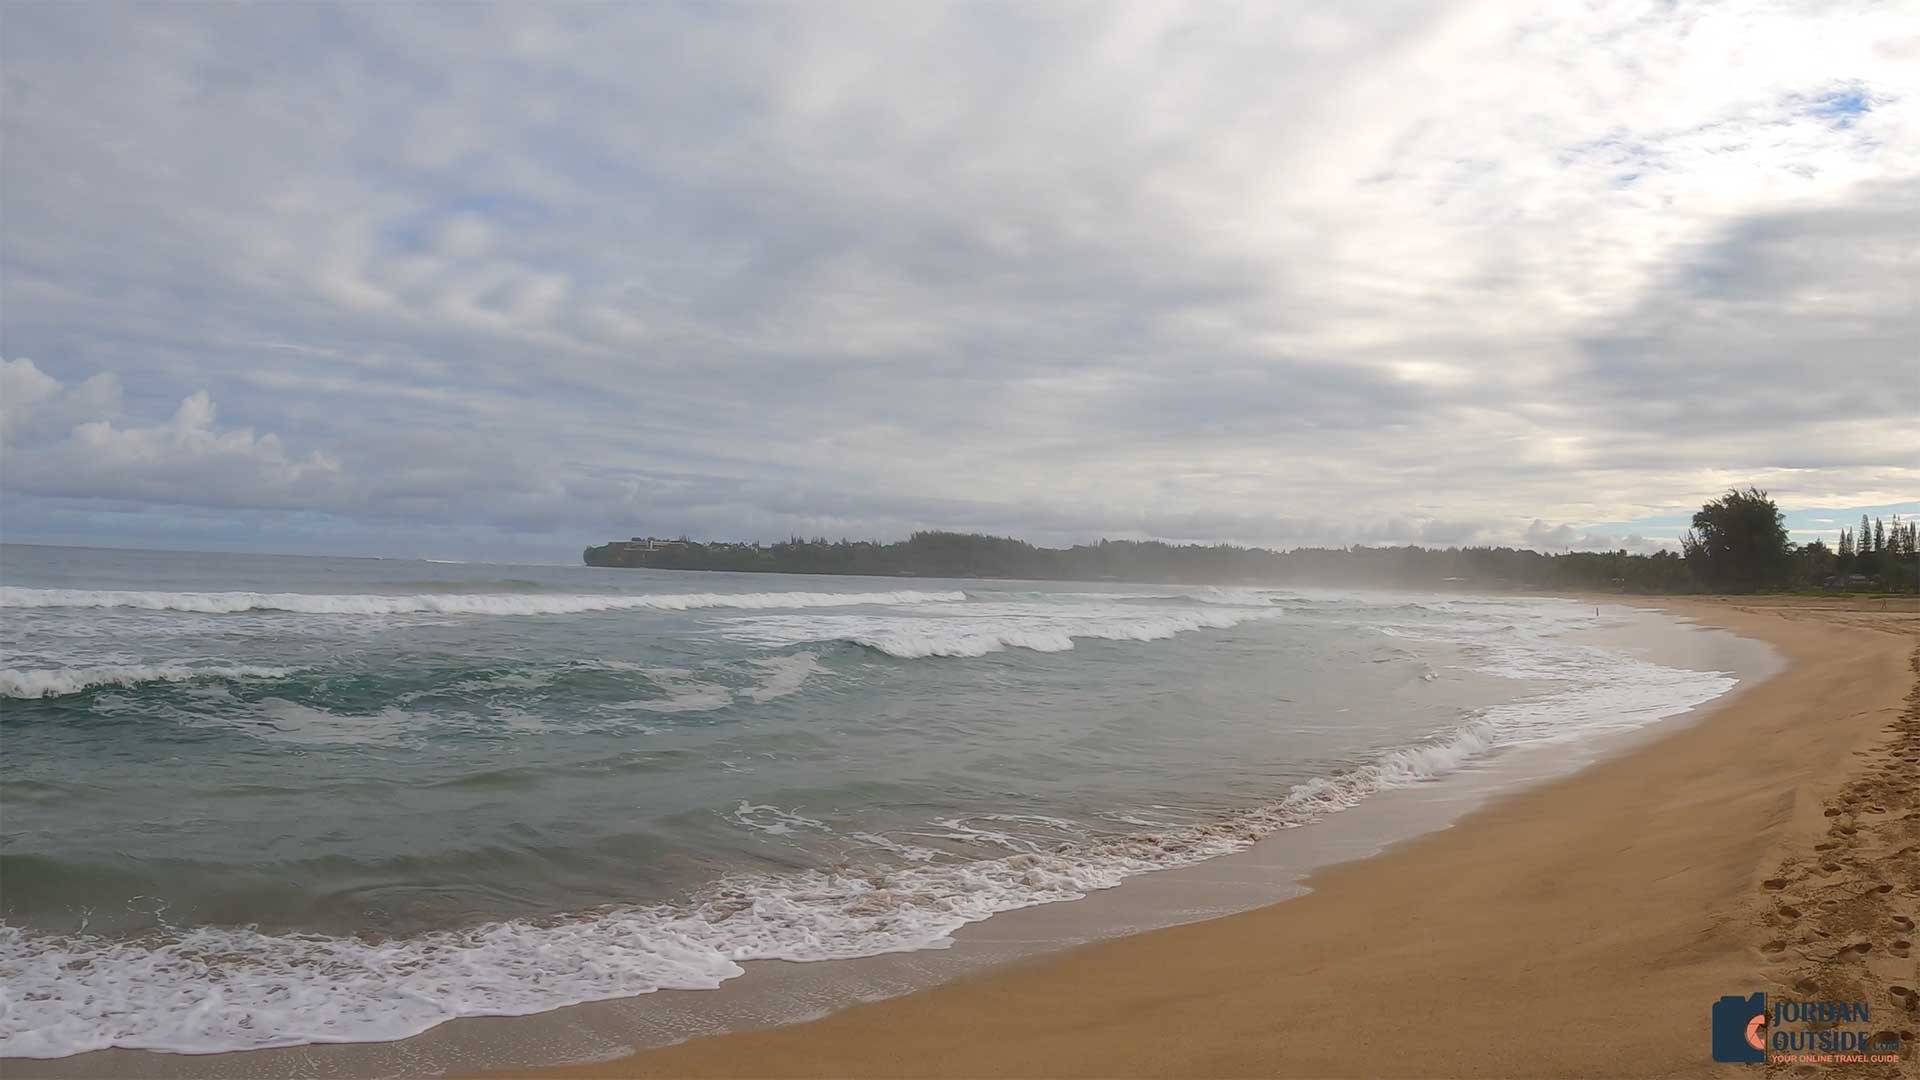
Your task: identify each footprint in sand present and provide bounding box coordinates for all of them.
[1891,916,1914,932]
[1891,940,1912,957]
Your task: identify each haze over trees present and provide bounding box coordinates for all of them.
[586,491,1919,594]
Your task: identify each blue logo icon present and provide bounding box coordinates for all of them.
[1713,993,1767,1063]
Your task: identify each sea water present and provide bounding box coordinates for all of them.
[0,544,1737,1058]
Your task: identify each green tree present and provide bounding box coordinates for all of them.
[1855,514,1882,578]
[1797,539,1836,584]
[1682,487,1791,592]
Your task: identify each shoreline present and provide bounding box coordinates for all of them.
[9,597,1910,1078]
[494,596,1917,1078]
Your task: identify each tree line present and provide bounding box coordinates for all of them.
[584,490,1918,594]
[1679,487,1915,593]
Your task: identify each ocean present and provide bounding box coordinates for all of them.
[0,544,1739,1060]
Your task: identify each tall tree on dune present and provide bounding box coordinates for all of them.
[1683,488,1792,593]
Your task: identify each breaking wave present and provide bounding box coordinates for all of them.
[0,714,1509,1059]
[970,587,1292,608]
[0,575,1749,1061]
[0,664,299,700]
[729,605,1282,658]
[0,587,967,617]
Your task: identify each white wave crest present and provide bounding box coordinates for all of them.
[0,664,298,699]
[0,587,967,617]
[0,593,1746,1059]
[1171,586,1289,607]
[728,604,1281,658]
[0,713,1511,1059]
[0,918,741,1059]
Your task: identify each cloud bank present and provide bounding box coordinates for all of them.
[3,2,1916,559]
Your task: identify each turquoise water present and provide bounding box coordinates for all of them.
[0,545,1735,1058]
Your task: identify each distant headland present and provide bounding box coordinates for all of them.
[586,495,1917,594]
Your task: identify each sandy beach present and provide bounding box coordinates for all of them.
[492,597,1918,1078]
[12,1,1916,1072]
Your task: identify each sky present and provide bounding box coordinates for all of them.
[2,2,1916,563]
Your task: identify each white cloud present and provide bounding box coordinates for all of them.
[0,359,61,441]
[1,2,1916,556]
[2,359,123,445]
[5,365,344,509]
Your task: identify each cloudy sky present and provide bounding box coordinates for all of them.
[3,2,1915,562]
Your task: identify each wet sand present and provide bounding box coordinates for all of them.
[500,597,1919,1078]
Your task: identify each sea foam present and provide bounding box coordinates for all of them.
[0,634,1729,1063]
[0,713,1522,1059]
[0,664,299,699]
[725,603,1282,657]
[0,594,1743,1060]
[0,587,967,617]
